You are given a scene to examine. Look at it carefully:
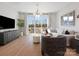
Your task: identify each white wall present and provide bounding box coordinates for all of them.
[57,2,79,33]
[48,13,57,29]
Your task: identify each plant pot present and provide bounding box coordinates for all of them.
[21,32,23,36]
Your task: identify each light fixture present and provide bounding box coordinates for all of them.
[34,3,41,18]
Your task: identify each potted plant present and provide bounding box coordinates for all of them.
[17,19,24,36]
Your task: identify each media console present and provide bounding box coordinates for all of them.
[0,29,20,45]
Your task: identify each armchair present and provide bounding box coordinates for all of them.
[41,35,66,56]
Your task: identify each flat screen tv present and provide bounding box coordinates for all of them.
[0,15,15,29]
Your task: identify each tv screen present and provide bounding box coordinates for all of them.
[0,15,15,29]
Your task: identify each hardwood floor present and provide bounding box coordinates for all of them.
[0,35,79,56]
[0,36,41,56]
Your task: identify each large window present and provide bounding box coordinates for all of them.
[27,15,48,33]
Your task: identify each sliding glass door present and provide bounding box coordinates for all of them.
[27,15,48,34]
[27,15,35,33]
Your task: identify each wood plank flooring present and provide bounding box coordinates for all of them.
[0,35,79,56]
[0,36,41,56]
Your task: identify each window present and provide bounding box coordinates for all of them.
[61,11,75,26]
[27,15,48,33]
[27,15,35,33]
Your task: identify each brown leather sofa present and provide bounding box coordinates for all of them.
[41,35,66,56]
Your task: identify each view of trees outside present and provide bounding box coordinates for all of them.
[27,15,48,33]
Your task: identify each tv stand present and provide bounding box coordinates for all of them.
[0,29,20,45]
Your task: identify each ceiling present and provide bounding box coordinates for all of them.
[0,2,71,13]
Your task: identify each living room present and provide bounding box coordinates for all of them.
[0,1,79,57]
